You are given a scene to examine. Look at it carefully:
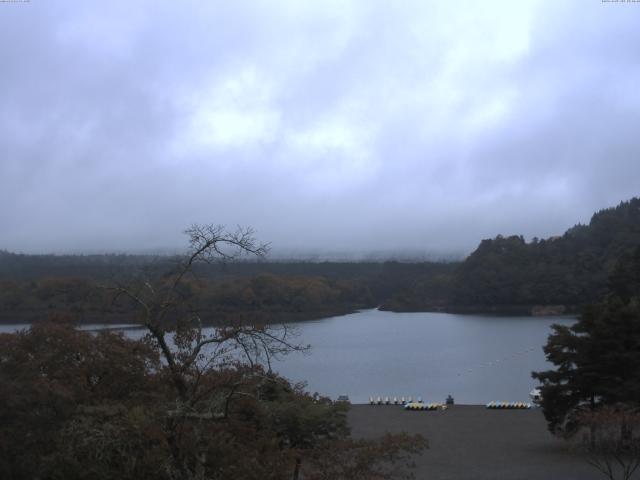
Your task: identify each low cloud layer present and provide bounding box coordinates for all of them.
[1,0,639,256]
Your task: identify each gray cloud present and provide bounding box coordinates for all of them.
[1,0,639,255]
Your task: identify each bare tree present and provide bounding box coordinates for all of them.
[107,224,308,479]
[571,405,640,480]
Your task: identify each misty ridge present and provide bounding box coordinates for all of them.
[1,196,638,324]
[0,246,465,263]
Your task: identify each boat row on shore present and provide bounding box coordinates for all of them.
[369,396,422,405]
[486,401,532,409]
[404,402,447,411]
[348,390,541,407]
[365,397,533,409]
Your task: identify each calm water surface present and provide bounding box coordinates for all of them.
[274,309,574,404]
[1,309,574,404]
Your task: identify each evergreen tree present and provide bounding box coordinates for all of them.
[532,247,640,434]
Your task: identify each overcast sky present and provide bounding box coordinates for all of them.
[1,0,638,256]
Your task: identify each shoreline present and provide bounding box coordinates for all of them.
[0,302,581,326]
[380,304,581,317]
[348,404,603,479]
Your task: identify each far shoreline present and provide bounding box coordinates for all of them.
[381,303,581,317]
[0,304,579,328]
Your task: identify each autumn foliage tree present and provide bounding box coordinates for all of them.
[0,225,426,480]
[0,318,161,479]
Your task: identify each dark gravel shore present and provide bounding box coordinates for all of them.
[348,405,605,480]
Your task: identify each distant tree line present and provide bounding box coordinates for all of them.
[0,274,375,325]
[0,253,452,324]
[1,197,639,320]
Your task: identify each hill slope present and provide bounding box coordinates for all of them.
[384,197,640,313]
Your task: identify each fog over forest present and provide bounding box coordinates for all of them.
[1,0,639,255]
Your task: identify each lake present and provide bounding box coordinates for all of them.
[1,309,574,405]
[273,309,573,404]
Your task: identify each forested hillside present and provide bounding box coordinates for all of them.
[386,197,640,313]
[1,197,638,320]
[0,252,453,324]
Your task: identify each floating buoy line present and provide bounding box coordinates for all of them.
[363,346,540,409]
[455,346,538,378]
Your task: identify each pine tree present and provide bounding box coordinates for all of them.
[532,247,640,434]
